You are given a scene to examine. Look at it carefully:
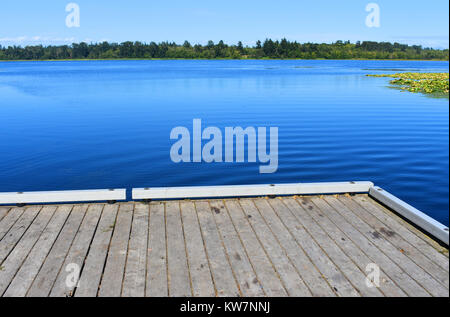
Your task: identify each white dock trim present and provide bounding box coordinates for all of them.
[0,182,447,245]
[0,189,126,205]
[132,181,374,200]
[369,186,449,245]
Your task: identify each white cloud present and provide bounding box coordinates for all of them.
[0,36,27,42]
[0,36,76,45]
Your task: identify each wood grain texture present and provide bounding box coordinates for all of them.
[0,195,447,297]
[27,204,88,297]
[165,201,191,297]
[195,201,240,297]
[4,205,73,297]
[122,203,149,297]
[74,204,118,297]
[98,203,134,297]
[180,201,215,297]
[146,203,168,297]
[0,206,57,295]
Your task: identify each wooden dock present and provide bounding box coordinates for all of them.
[0,194,448,297]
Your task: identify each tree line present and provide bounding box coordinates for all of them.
[0,39,448,60]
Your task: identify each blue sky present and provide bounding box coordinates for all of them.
[1,0,448,48]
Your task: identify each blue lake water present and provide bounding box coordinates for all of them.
[0,60,448,225]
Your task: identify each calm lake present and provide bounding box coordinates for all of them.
[0,60,448,225]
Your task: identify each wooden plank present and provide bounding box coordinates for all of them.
[98,203,134,297]
[324,196,448,297]
[49,204,103,297]
[26,205,88,297]
[0,207,26,241]
[195,201,240,297]
[369,187,448,245]
[74,204,118,297]
[3,205,73,297]
[311,197,430,297]
[0,206,41,264]
[180,201,215,297]
[0,206,57,295]
[0,207,10,223]
[279,198,383,297]
[224,200,288,297]
[209,200,265,297]
[166,201,192,297]
[238,199,312,296]
[339,195,449,289]
[365,197,448,258]
[354,195,449,268]
[0,189,126,205]
[122,203,149,297]
[259,198,359,297]
[243,198,334,297]
[133,182,374,200]
[146,203,168,297]
[297,197,407,297]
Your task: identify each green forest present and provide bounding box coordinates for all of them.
[0,39,448,61]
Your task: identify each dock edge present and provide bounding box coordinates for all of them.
[0,181,447,245]
[369,186,449,246]
[0,188,126,204]
[132,181,374,200]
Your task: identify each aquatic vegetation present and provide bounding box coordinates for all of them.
[367,72,449,95]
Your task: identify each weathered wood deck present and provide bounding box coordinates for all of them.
[0,194,448,297]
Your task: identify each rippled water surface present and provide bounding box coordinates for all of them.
[0,60,448,224]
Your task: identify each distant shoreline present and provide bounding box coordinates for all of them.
[1,58,449,63]
[1,40,448,62]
